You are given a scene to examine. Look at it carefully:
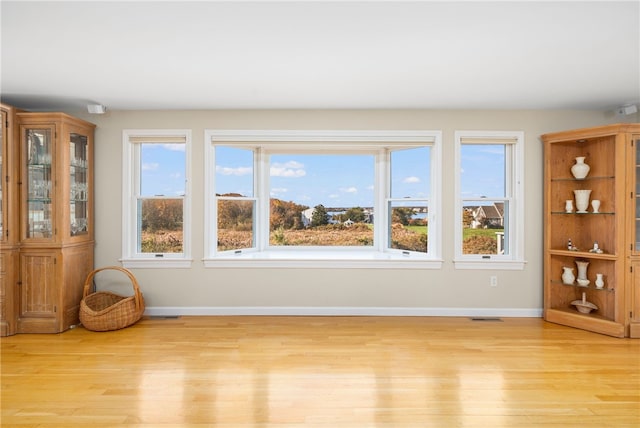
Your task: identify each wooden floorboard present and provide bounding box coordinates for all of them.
[1,316,639,427]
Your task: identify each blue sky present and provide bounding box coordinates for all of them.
[139,144,505,205]
[215,146,432,208]
[460,144,506,199]
[140,144,186,197]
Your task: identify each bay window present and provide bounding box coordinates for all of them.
[204,130,442,268]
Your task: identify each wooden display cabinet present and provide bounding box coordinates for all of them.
[628,132,640,337]
[13,112,95,333]
[542,123,640,337]
[630,260,640,338]
[1,103,19,336]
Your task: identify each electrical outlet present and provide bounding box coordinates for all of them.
[490,276,498,287]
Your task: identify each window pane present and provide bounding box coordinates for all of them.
[217,199,255,251]
[391,146,430,198]
[140,144,185,197]
[460,144,505,198]
[215,146,253,197]
[389,200,428,253]
[137,198,183,253]
[269,154,374,247]
[462,200,508,255]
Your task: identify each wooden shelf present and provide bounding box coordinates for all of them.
[545,308,624,337]
[550,175,614,182]
[548,249,617,260]
[550,280,615,292]
[550,211,614,215]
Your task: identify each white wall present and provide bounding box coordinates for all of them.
[72,109,633,316]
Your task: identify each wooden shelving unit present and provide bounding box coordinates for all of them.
[542,123,640,337]
[1,110,96,335]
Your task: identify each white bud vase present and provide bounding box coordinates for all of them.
[565,200,574,213]
[595,273,604,289]
[561,267,575,285]
[571,156,590,180]
[574,189,591,213]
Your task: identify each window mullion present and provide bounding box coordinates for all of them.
[376,150,388,251]
[257,148,268,251]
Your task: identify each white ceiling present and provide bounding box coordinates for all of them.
[1,0,639,112]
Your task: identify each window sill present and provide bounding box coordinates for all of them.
[120,258,193,269]
[453,259,527,270]
[204,250,442,269]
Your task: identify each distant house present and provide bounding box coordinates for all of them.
[301,207,315,227]
[302,207,374,226]
[363,208,374,224]
[471,203,504,229]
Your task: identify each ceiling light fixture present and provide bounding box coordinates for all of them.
[87,104,107,114]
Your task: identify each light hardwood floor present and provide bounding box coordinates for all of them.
[1,316,639,427]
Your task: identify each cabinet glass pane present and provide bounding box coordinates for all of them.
[70,133,88,236]
[26,129,53,238]
[0,111,5,240]
[636,138,640,251]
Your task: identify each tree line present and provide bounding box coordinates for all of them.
[141,195,427,233]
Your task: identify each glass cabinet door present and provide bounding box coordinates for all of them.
[69,133,88,236]
[25,128,53,239]
[0,110,5,241]
[635,136,640,253]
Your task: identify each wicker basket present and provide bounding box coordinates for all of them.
[80,266,145,332]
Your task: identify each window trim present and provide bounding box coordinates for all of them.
[204,130,442,269]
[453,130,525,270]
[121,129,192,268]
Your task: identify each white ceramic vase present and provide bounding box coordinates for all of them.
[574,189,592,213]
[575,260,589,280]
[595,273,604,289]
[571,156,590,179]
[591,199,600,213]
[565,200,574,213]
[561,267,575,285]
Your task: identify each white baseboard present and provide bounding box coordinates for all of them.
[144,306,543,318]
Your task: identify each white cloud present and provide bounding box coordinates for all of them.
[340,186,358,193]
[142,162,159,171]
[270,161,306,177]
[403,176,420,183]
[271,187,288,195]
[328,194,339,199]
[169,172,182,179]
[216,165,252,176]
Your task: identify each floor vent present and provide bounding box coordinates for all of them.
[470,317,503,322]
[148,315,180,319]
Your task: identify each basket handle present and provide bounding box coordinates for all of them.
[83,266,144,312]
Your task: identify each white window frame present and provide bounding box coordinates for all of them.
[121,129,192,268]
[453,130,525,270]
[204,130,442,269]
